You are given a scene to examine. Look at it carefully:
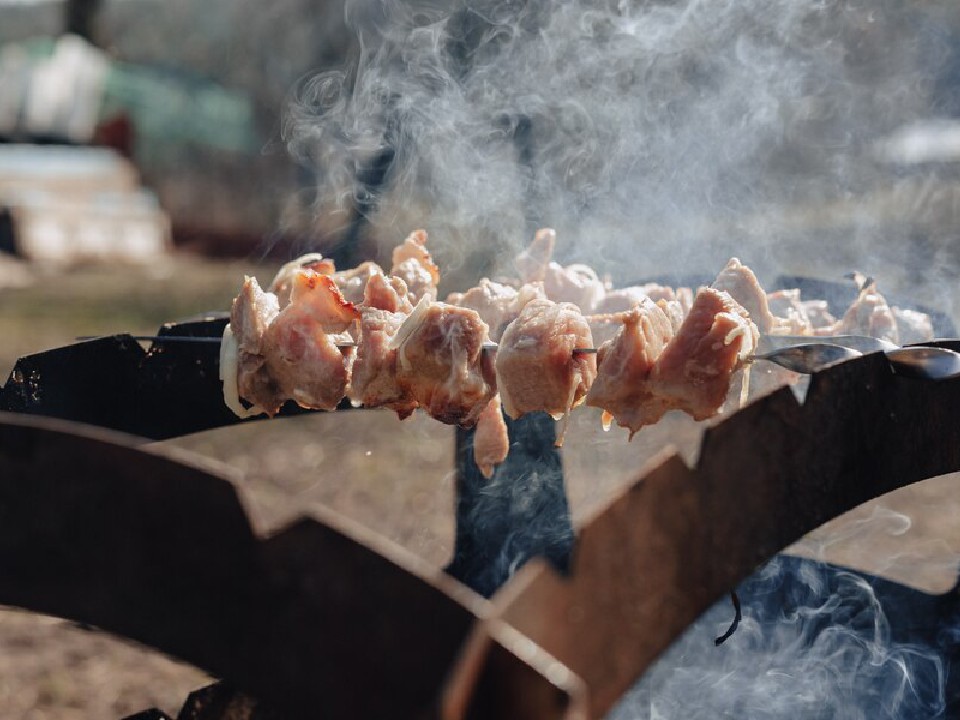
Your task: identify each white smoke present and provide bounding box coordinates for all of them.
[608,556,949,720]
[285,0,949,285]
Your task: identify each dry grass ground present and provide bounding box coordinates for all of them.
[0,253,958,717]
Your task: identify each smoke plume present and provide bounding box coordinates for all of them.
[286,0,951,285]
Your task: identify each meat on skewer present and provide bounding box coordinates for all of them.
[261,271,360,413]
[450,279,547,342]
[348,272,418,418]
[516,227,606,313]
[817,280,899,344]
[646,287,758,422]
[495,298,597,436]
[390,299,496,427]
[585,298,676,437]
[391,229,440,304]
[270,253,336,307]
[473,394,510,478]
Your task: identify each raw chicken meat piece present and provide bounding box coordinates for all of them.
[391,229,440,303]
[472,394,510,478]
[261,271,361,413]
[391,299,495,426]
[647,287,758,422]
[495,298,597,422]
[585,298,676,437]
[593,287,652,315]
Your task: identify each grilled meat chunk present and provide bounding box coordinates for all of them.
[452,278,518,341]
[516,227,605,312]
[543,262,605,314]
[821,282,899,344]
[261,271,360,413]
[391,300,495,426]
[270,253,336,307]
[516,227,556,283]
[473,394,510,478]
[363,270,413,314]
[647,287,758,422]
[348,272,418,418]
[585,298,676,437]
[453,279,547,342]
[350,310,417,419]
[767,289,814,335]
[391,229,440,304]
[712,257,780,334]
[332,261,383,306]
[496,298,597,422]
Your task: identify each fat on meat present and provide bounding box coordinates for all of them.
[391,229,440,304]
[647,287,758,422]
[229,275,282,414]
[269,253,336,307]
[585,298,676,437]
[261,271,361,413]
[591,285,685,344]
[495,298,597,425]
[473,394,509,478]
[391,299,496,426]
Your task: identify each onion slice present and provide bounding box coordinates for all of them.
[219,323,266,419]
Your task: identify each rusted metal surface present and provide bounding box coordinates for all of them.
[1,331,959,716]
[0,412,537,719]
[455,343,960,719]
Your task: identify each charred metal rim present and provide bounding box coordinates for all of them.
[1,339,959,718]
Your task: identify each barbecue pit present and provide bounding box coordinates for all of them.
[0,275,957,719]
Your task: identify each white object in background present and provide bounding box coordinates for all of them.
[0,145,170,264]
[0,44,32,135]
[875,120,960,165]
[21,34,109,142]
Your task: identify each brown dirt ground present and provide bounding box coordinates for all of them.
[0,255,957,718]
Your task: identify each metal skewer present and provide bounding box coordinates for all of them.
[76,334,960,379]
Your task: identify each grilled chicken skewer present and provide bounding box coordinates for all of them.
[77,227,947,477]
